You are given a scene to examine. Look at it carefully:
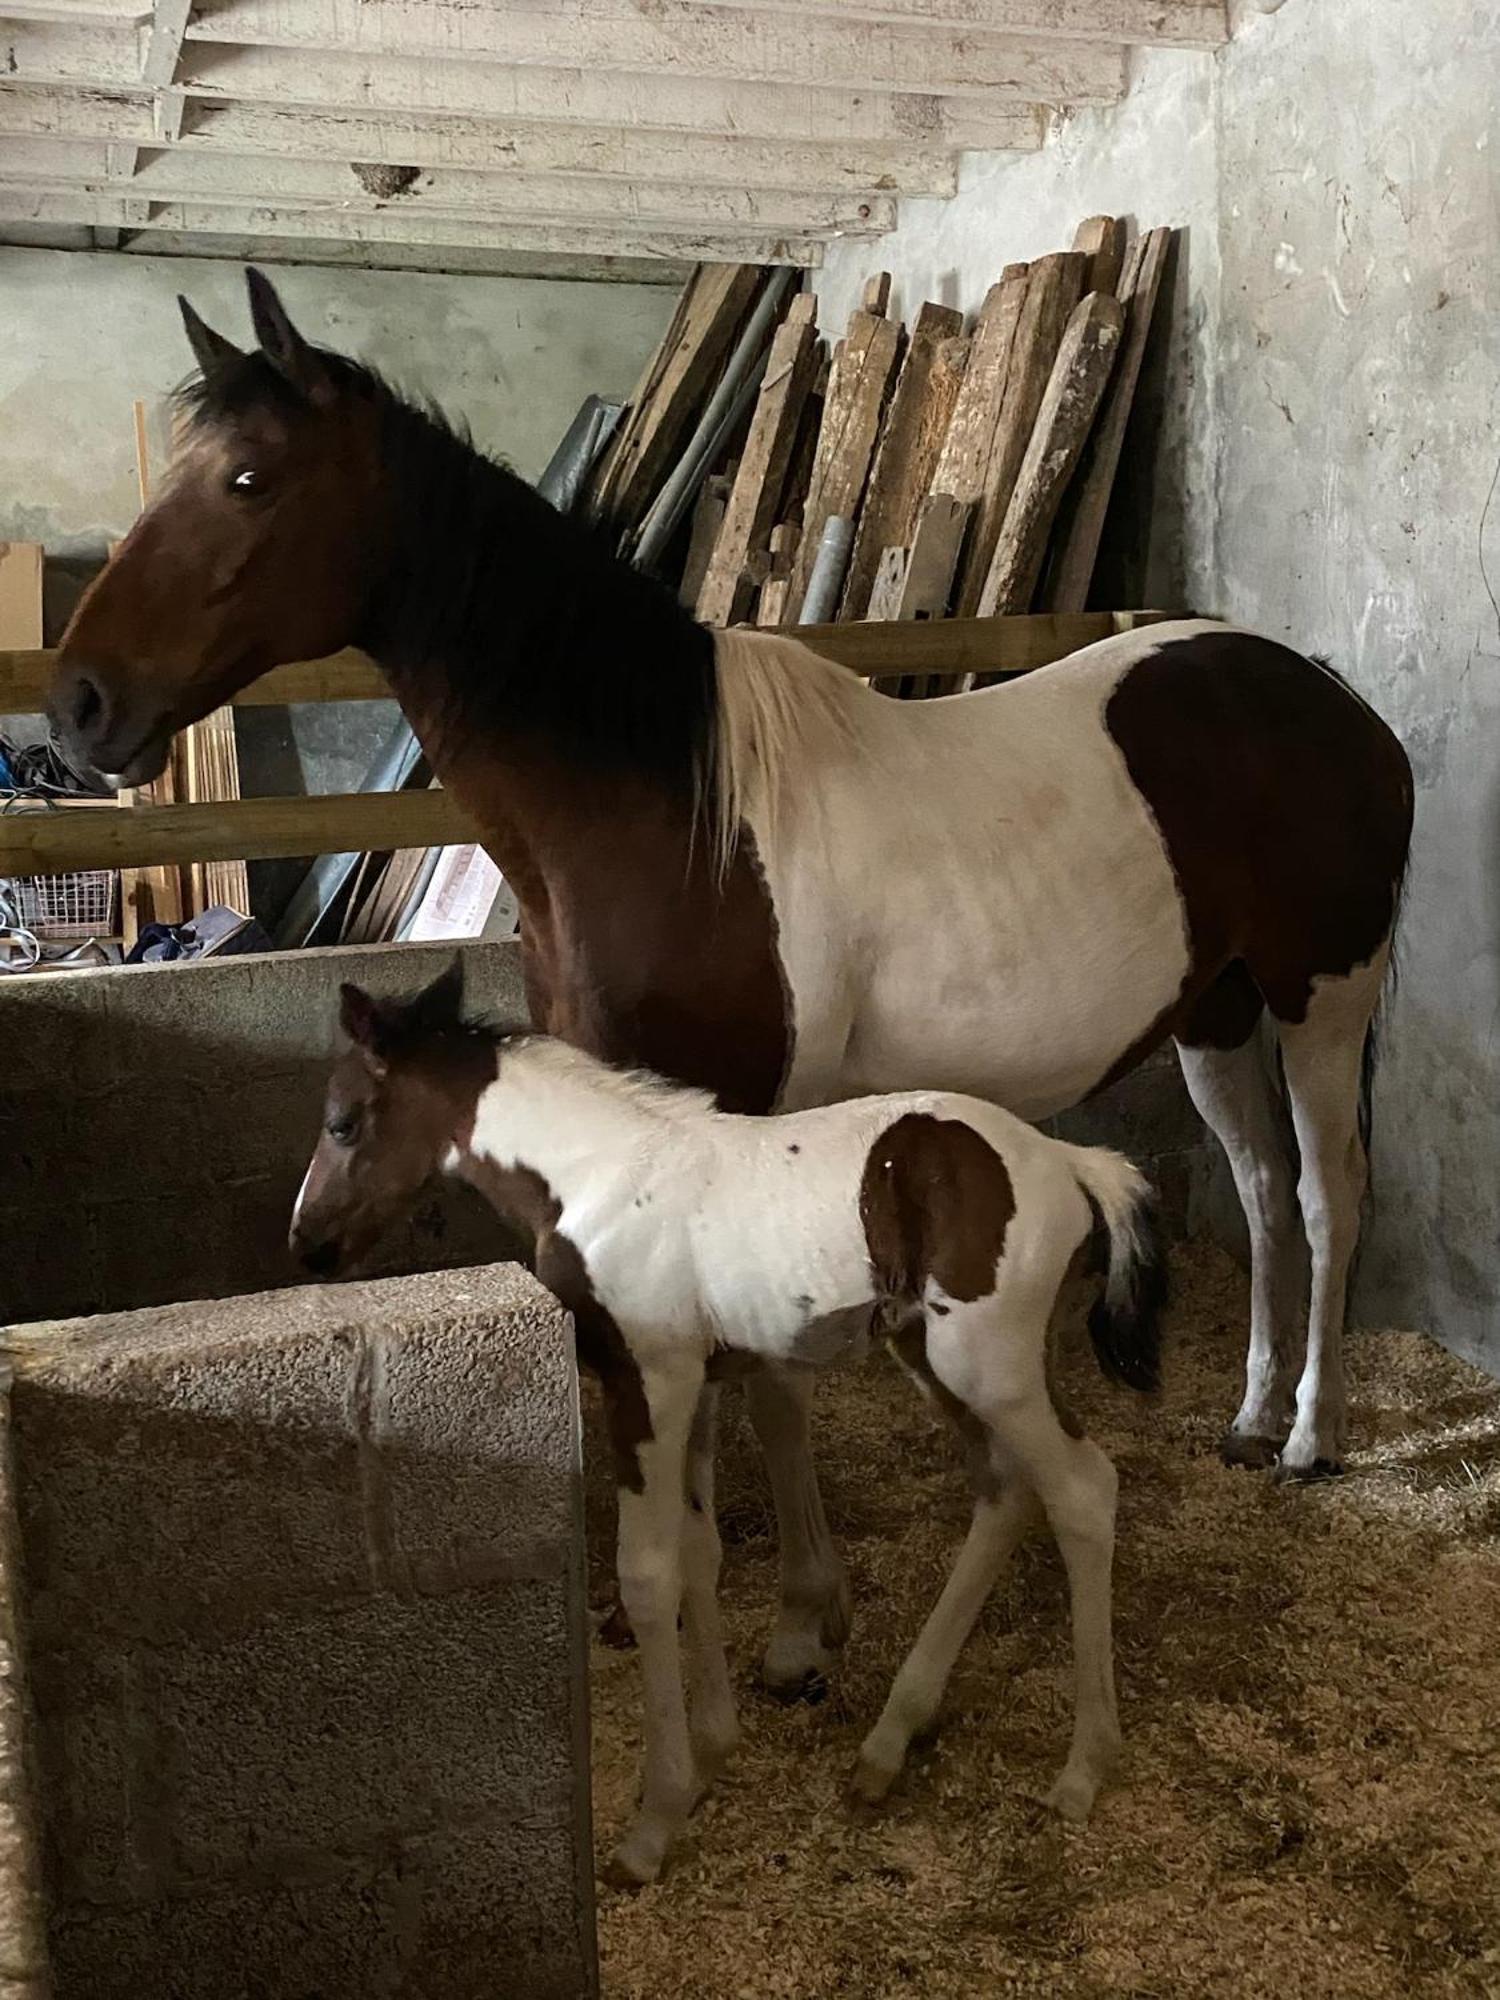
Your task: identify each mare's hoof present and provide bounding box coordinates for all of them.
[602,1841,663,1891]
[846,1756,898,1815]
[1044,1769,1099,1824]
[1274,1455,1344,1484]
[1219,1432,1283,1471]
[596,1600,636,1650]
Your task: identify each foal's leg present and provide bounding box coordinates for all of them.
[851,1482,1041,1805]
[744,1362,852,1698]
[681,1383,739,1793]
[1176,1009,1305,1467]
[1275,959,1385,1477]
[928,1299,1122,1821]
[608,1357,704,1888]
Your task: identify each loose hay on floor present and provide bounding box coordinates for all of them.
[583,1244,1500,1999]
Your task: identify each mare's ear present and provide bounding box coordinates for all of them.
[245,267,334,406]
[410,954,465,1031]
[178,297,243,383]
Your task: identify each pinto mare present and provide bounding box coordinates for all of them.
[48,271,1414,1698]
[290,959,1166,1884]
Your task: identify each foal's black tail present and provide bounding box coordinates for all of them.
[1065,1147,1167,1393]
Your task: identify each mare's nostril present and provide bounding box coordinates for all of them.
[300,1239,341,1278]
[70,676,103,736]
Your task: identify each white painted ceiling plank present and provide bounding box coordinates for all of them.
[687,0,1227,44]
[0,187,828,262]
[183,0,1128,103]
[0,137,900,229]
[0,85,968,194]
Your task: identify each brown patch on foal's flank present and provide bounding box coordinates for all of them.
[859,1111,1016,1303]
[585,1242,1500,1998]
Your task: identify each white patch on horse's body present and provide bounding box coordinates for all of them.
[466,1041,1083,1358]
[713,620,1227,1116]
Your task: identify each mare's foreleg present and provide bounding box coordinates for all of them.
[744,1361,852,1699]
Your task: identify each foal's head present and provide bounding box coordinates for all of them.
[291,958,497,1279]
[51,269,387,786]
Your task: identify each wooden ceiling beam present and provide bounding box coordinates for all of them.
[689,0,1226,42]
[0,188,830,263]
[0,86,969,196]
[0,138,899,231]
[184,0,1128,104]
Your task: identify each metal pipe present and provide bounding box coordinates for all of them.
[799,516,855,626]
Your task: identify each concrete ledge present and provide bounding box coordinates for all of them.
[1,1265,596,2000]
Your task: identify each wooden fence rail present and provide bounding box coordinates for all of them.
[0,611,1168,877]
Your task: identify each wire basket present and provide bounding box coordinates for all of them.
[2,869,117,939]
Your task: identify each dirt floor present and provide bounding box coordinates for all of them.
[583,1244,1500,1999]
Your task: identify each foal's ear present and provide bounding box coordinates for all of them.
[339,983,386,1052]
[411,955,465,1031]
[245,267,333,406]
[178,297,243,382]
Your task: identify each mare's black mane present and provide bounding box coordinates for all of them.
[178,348,717,797]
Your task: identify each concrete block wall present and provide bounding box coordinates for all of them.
[0,941,534,1329]
[0,1265,596,2000]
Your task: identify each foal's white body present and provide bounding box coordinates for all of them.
[456,1038,1153,1885]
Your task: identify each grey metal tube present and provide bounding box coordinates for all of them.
[799,516,855,626]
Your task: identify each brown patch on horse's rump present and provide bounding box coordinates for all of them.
[1097,631,1413,1068]
[859,1112,1017,1304]
[470,1156,654,1493]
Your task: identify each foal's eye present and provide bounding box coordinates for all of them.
[326,1111,361,1147]
[229,466,260,494]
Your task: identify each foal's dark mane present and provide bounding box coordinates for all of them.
[178,349,718,798]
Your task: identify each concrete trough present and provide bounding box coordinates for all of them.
[0,1266,597,2000]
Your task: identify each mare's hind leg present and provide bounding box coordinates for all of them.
[745,1363,852,1699]
[1275,958,1385,1477]
[1175,969,1304,1467]
[681,1383,739,1793]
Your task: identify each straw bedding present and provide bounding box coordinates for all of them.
[583,1243,1500,1999]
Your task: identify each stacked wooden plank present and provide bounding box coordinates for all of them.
[640,218,1171,667]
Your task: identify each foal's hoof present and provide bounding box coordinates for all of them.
[1043,1768,1100,1824]
[596,1599,637,1650]
[1274,1455,1344,1484]
[602,1837,664,1891]
[846,1754,899,1815]
[763,1663,830,1706]
[1219,1432,1283,1471]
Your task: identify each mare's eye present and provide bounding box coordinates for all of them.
[230,466,260,494]
[327,1110,361,1147]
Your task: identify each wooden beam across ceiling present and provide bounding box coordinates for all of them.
[181,0,1129,103]
[0,87,967,197]
[0,188,830,263]
[0,136,900,231]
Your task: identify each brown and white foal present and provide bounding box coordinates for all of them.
[291,962,1166,1885]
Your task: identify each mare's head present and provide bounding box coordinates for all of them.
[50,269,386,786]
[290,958,498,1280]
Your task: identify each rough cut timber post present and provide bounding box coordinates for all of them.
[785,303,902,621]
[755,521,800,627]
[838,308,967,620]
[1072,213,1127,297]
[978,290,1125,618]
[921,263,1028,579]
[678,470,731,610]
[1045,227,1172,614]
[955,250,1085,615]
[696,293,819,627]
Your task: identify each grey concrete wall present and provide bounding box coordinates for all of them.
[0,940,532,1329]
[1,1264,596,2000]
[0,245,673,562]
[1208,0,1500,1369]
[813,48,1221,613]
